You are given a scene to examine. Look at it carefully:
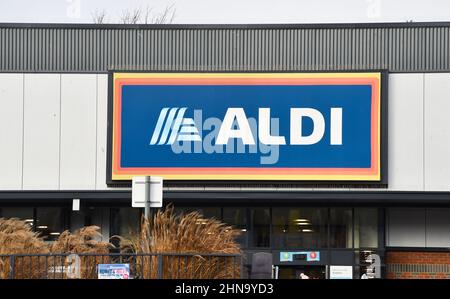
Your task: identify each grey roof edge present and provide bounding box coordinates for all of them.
[1,21,450,30]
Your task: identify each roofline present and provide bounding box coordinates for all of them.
[1,21,450,30]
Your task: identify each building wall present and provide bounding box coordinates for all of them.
[1,72,450,191]
[0,73,110,190]
[386,251,450,279]
[386,208,450,247]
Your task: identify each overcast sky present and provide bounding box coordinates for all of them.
[0,0,449,24]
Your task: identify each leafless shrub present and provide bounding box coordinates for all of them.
[150,4,176,24]
[120,7,143,24]
[91,9,107,24]
[95,4,176,24]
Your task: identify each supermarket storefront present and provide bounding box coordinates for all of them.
[1,22,450,279]
[105,70,386,279]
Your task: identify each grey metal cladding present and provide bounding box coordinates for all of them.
[0,23,449,72]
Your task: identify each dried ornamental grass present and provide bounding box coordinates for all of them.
[49,226,112,254]
[0,221,114,279]
[49,226,114,279]
[0,209,242,280]
[120,205,242,279]
[0,218,49,279]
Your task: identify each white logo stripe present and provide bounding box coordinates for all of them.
[177,134,202,142]
[150,107,202,145]
[179,125,198,134]
[158,108,179,145]
[149,108,170,145]
[167,107,187,144]
[181,118,195,125]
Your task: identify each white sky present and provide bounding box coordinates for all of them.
[0,0,449,24]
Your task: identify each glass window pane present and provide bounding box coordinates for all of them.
[354,208,378,248]
[174,207,221,220]
[0,207,34,229]
[329,208,353,248]
[197,207,221,220]
[70,209,86,232]
[223,208,247,247]
[0,207,34,221]
[173,207,189,216]
[272,207,327,249]
[118,208,141,238]
[250,208,270,247]
[36,208,66,242]
[89,207,110,242]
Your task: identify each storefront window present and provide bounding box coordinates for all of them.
[71,207,111,242]
[354,208,378,248]
[0,208,34,226]
[0,207,68,241]
[174,207,221,220]
[0,207,35,230]
[35,208,67,242]
[118,208,141,238]
[272,208,327,249]
[249,208,270,248]
[197,207,221,220]
[70,208,86,232]
[329,208,353,248]
[223,208,247,247]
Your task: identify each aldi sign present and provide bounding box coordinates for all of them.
[108,72,386,183]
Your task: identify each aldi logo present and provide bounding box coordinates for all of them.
[149,107,201,145]
[150,107,343,147]
[108,72,386,183]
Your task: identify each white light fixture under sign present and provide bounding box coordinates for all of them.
[72,199,80,211]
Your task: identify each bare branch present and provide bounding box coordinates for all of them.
[143,5,154,24]
[119,9,130,24]
[169,8,176,24]
[93,4,176,24]
[130,8,142,24]
[152,4,177,24]
[91,9,107,24]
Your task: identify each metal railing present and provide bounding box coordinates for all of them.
[0,253,243,279]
